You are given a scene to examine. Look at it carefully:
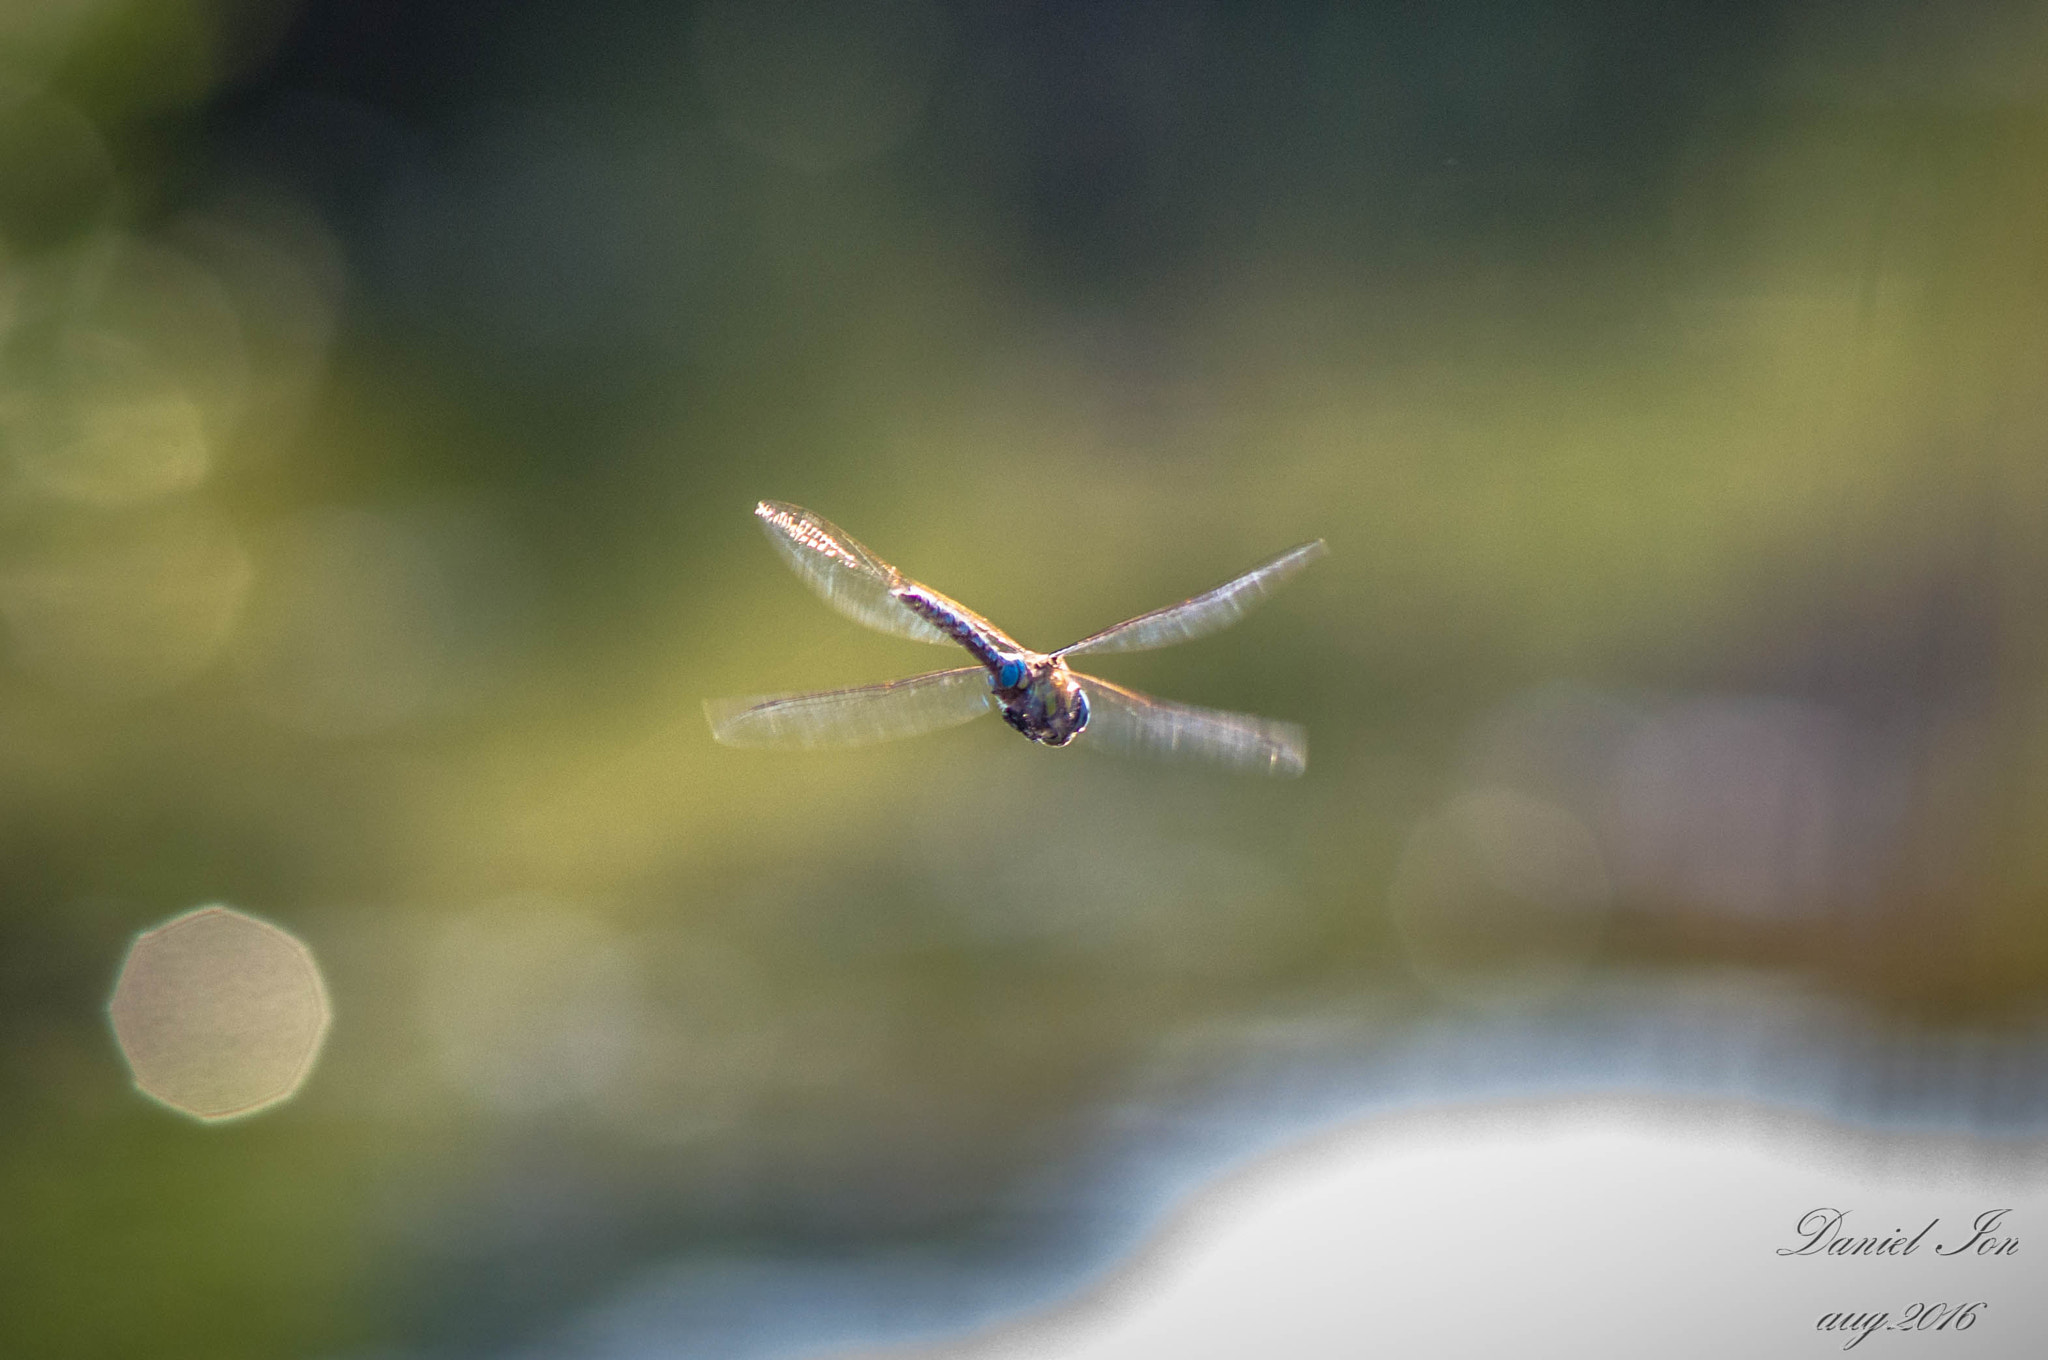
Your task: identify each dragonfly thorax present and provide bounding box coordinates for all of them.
[997,659,1090,747]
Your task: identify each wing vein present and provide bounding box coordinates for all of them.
[1074,674,1307,776]
[1058,540,1326,657]
[755,501,955,645]
[706,667,992,748]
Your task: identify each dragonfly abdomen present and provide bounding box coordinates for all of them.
[891,582,1021,675]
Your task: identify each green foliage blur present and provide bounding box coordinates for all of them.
[5,1,2048,1356]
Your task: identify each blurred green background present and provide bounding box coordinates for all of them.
[5,1,2048,1356]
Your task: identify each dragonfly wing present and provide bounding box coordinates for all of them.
[706,667,992,748]
[754,501,954,644]
[1057,540,1326,657]
[1074,674,1307,776]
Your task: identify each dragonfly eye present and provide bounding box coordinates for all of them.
[998,659,1025,689]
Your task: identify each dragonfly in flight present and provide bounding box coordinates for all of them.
[706,502,1325,775]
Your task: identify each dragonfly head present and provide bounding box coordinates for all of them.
[999,662,1089,747]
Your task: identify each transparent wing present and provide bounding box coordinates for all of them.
[706,667,992,748]
[754,501,953,644]
[1074,674,1307,776]
[1057,540,1326,657]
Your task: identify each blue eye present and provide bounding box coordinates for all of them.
[998,660,1025,688]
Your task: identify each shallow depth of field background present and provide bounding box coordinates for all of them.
[5,2,2048,1357]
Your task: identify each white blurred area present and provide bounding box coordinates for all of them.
[848,1110,2048,1360]
[107,903,331,1121]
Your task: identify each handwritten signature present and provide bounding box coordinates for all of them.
[1776,1208,2018,1258]
[1780,1208,2018,1351]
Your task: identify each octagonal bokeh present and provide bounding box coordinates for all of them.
[107,905,331,1122]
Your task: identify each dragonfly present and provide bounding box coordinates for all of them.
[705,502,1325,775]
